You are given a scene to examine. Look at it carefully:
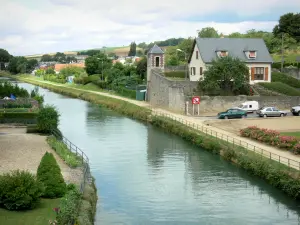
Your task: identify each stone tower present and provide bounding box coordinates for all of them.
[147,44,165,82]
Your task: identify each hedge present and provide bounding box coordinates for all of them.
[271,72,300,88]
[0,112,38,124]
[258,82,300,96]
[164,71,185,78]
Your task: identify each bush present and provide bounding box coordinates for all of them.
[112,86,136,99]
[164,71,185,78]
[44,74,66,84]
[258,82,300,96]
[92,80,108,89]
[74,77,85,84]
[82,75,100,85]
[37,105,60,133]
[271,72,300,88]
[56,187,81,225]
[0,81,29,98]
[47,136,82,168]
[240,126,300,154]
[2,102,32,108]
[37,152,66,198]
[0,112,37,124]
[0,170,44,210]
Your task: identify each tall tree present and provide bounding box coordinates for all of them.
[53,52,66,63]
[136,57,147,80]
[198,27,219,38]
[85,52,112,76]
[0,48,11,70]
[128,42,137,56]
[41,54,53,62]
[273,13,300,42]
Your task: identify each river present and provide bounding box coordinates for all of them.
[18,82,300,225]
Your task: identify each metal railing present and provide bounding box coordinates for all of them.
[51,129,91,193]
[152,111,300,170]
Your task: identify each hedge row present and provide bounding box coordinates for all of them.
[19,76,300,199]
[164,71,185,78]
[258,82,300,96]
[271,72,300,88]
[0,112,38,124]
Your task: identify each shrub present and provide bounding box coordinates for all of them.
[112,86,136,99]
[44,74,66,84]
[74,77,84,84]
[92,80,108,89]
[164,71,185,78]
[258,82,300,96]
[0,170,44,210]
[240,126,300,154]
[37,152,66,198]
[0,112,37,124]
[82,75,100,85]
[47,136,82,168]
[0,81,29,98]
[271,72,300,88]
[2,102,32,108]
[37,105,60,133]
[56,187,81,225]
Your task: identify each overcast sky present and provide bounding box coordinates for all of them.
[1,0,299,56]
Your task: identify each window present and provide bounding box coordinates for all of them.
[200,67,203,75]
[155,57,160,67]
[249,51,256,58]
[249,105,252,108]
[254,67,264,80]
[220,51,227,57]
[196,51,199,59]
[190,67,196,75]
[266,108,272,112]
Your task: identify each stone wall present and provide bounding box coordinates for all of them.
[186,95,300,115]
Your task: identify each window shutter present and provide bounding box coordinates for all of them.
[251,67,255,81]
[264,67,268,81]
[200,67,203,75]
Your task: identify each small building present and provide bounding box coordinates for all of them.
[188,38,273,84]
[54,63,85,73]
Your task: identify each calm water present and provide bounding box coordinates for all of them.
[18,82,300,225]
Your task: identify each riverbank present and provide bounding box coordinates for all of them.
[14,76,300,199]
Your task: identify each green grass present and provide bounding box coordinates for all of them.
[258,82,300,96]
[47,136,83,168]
[281,131,300,138]
[272,52,300,63]
[272,72,300,88]
[0,198,60,225]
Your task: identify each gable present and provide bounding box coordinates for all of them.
[195,38,273,63]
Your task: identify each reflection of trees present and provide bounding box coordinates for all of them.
[86,103,120,124]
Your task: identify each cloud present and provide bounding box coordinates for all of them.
[0,0,299,55]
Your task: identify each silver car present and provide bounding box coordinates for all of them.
[257,107,288,118]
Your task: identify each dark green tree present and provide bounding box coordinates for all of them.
[198,27,219,38]
[128,42,137,56]
[37,152,66,198]
[199,56,249,95]
[27,59,38,72]
[53,52,66,63]
[136,57,147,79]
[85,52,112,75]
[37,105,60,133]
[273,13,300,42]
[40,54,53,62]
[0,48,11,70]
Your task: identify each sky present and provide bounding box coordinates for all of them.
[0,0,299,56]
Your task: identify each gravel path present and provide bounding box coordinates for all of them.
[0,127,83,185]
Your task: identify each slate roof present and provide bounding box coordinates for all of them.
[191,38,273,63]
[148,44,164,54]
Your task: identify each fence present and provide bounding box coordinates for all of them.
[152,111,300,170]
[51,129,91,193]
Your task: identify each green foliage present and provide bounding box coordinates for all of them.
[92,80,108,89]
[0,170,44,210]
[0,112,37,124]
[198,27,220,38]
[85,52,112,75]
[258,82,300,96]
[37,105,60,133]
[271,72,300,88]
[77,49,101,56]
[128,42,137,56]
[35,69,45,77]
[113,86,136,99]
[47,136,82,168]
[2,102,32,108]
[45,68,55,74]
[0,48,11,63]
[199,56,250,95]
[44,74,66,83]
[135,57,147,79]
[0,81,29,98]
[37,152,66,198]
[56,187,81,225]
[82,74,100,84]
[273,13,300,42]
[164,71,185,78]
[41,54,54,62]
[31,86,45,105]
[59,66,86,78]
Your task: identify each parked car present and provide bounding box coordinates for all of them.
[257,107,288,118]
[233,101,259,113]
[291,105,300,116]
[218,108,247,119]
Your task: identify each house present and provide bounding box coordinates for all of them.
[188,38,273,84]
[54,63,85,73]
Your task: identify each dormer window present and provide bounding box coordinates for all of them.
[249,51,256,59]
[216,50,228,58]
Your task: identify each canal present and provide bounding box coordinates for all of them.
[19,82,300,225]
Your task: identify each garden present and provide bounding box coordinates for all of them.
[240,126,300,154]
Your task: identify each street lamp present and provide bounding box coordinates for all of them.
[176,49,188,80]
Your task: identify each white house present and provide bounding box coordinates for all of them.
[188,38,273,84]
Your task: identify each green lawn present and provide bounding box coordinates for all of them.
[281,131,300,138]
[0,198,60,225]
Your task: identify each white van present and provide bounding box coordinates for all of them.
[234,101,259,113]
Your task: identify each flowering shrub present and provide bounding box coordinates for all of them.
[240,126,300,155]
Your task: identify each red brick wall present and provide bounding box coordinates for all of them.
[150,54,164,67]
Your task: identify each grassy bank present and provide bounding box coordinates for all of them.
[18,77,300,199]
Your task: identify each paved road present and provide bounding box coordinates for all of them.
[195,112,294,120]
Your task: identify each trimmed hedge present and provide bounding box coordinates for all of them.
[258,82,300,96]
[164,71,185,78]
[272,72,300,88]
[0,112,38,124]
[37,152,66,198]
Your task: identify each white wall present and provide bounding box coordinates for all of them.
[247,63,271,85]
[188,44,207,81]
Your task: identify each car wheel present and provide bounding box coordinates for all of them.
[280,113,284,117]
[224,116,228,119]
[263,114,267,118]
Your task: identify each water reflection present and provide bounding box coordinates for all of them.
[16,81,300,225]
